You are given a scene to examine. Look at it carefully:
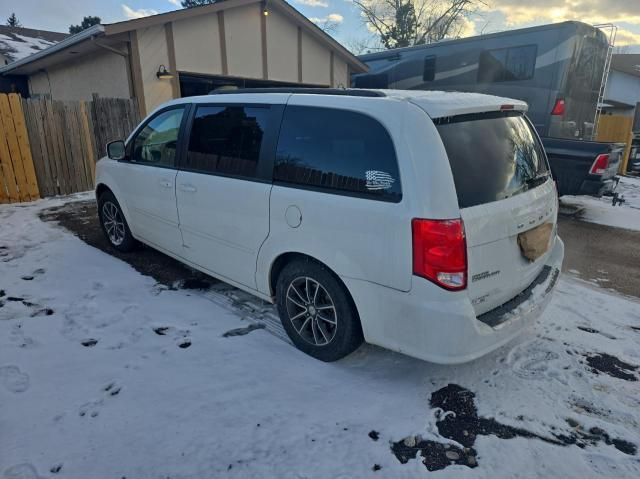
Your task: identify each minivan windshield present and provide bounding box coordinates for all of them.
[435,111,549,209]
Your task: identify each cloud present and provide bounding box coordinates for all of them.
[616,28,640,47]
[310,13,345,24]
[487,0,640,27]
[295,0,329,7]
[457,16,477,38]
[121,4,159,20]
[168,0,182,6]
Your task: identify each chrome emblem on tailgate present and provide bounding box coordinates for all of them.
[472,270,500,282]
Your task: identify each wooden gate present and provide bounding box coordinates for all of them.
[0,93,40,203]
[596,115,634,173]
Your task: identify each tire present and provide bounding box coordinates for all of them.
[97,190,137,252]
[276,259,363,362]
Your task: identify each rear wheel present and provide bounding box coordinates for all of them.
[276,259,363,361]
[98,191,137,252]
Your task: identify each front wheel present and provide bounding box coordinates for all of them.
[276,259,363,362]
[97,191,137,252]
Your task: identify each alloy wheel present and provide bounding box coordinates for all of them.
[101,201,126,246]
[285,276,338,346]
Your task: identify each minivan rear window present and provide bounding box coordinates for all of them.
[435,112,549,209]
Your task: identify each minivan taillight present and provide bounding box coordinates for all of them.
[551,98,566,116]
[412,218,467,291]
[589,154,610,175]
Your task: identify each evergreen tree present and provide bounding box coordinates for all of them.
[181,0,218,7]
[69,16,101,35]
[6,13,21,27]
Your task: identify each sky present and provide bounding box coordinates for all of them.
[2,0,640,53]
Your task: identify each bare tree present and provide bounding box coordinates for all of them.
[314,18,340,35]
[352,0,484,50]
[344,37,379,55]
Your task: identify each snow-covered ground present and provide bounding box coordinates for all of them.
[561,176,640,231]
[2,195,640,479]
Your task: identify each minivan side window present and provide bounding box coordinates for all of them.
[478,45,537,83]
[131,107,185,167]
[184,105,271,179]
[274,106,402,202]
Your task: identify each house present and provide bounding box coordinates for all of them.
[0,25,68,65]
[0,0,367,116]
[603,54,640,124]
[0,25,68,95]
[602,54,640,172]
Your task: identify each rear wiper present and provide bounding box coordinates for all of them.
[525,174,550,188]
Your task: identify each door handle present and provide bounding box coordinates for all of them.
[159,180,173,189]
[179,184,197,193]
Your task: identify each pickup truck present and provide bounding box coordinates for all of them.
[541,138,625,197]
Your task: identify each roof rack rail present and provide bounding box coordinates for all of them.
[206,87,386,97]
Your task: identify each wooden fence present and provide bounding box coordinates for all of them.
[22,95,140,197]
[0,93,140,203]
[0,93,39,203]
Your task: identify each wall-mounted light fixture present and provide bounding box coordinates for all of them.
[262,0,269,16]
[156,65,173,79]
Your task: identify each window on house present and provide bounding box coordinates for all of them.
[423,55,437,82]
[184,105,271,179]
[478,45,537,82]
[274,106,402,202]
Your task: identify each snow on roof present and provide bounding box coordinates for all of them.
[0,26,68,64]
[383,89,529,118]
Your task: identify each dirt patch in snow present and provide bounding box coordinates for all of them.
[222,323,265,337]
[392,384,637,471]
[39,201,213,288]
[584,353,638,382]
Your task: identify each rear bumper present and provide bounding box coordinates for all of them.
[554,170,616,197]
[343,238,564,364]
[579,176,617,197]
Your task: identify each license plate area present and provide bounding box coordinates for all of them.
[517,223,553,262]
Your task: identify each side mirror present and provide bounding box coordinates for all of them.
[106,140,126,160]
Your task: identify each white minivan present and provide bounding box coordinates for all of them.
[95,88,564,363]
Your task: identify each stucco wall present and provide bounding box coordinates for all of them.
[225,3,262,79]
[131,3,360,111]
[28,49,129,101]
[301,30,330,86]
[136,24,173,114]
[173,13,222,75]
[333,57,348,88]
[266,9,298,83]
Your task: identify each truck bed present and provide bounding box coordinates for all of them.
[541,137,625,197]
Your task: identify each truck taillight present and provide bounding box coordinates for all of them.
[551,98,565,116]
[589,154,610,175]
[412,218,467,291]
